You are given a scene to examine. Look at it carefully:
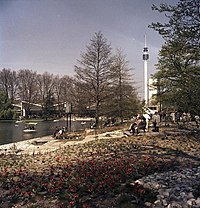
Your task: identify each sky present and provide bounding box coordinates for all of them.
[0,0,179,97]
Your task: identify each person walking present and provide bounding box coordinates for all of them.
[152,112,160,132]
[143,113,151,132]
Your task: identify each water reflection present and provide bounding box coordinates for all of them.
[0,120,90,145]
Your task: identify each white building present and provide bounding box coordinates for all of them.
[148,78,159,112]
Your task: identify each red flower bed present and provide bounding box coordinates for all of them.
[0,138,176,207]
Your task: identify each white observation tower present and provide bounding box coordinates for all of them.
[142,35,149,106]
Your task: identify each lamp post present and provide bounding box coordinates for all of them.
[65,102,72,132]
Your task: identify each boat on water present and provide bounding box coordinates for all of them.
[16,120,23,123]
[53,119,59,122]
[23,122,37,133]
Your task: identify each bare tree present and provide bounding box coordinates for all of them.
[9,70,19,102]
[17,69,38,118]
[36,72,56,117]
[74,31,113,126]
[73,79,93,117]
[0,69,19,102]
[36,72,55,103]
[53,75,63,116]
[60,75,75,103]
[106,49,139,122]
[59,75,73,99]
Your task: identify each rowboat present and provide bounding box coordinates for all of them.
[23,122,37,133]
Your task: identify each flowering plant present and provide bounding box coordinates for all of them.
[0,137,176,207]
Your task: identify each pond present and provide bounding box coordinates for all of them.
[0,120,91,145]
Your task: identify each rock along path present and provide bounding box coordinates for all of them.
[135,166,200,208]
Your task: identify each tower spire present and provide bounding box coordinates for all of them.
[143,35,149,106]
[144,34,147,47]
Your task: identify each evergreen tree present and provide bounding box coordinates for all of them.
[150,0,200,114]
[0,90,15,119]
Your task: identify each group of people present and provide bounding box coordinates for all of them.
[53,126,67,139]
[128,115,147,135]
[128,112,161,135]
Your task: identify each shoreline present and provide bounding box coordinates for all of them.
[0,129,195,155]
[0,129,127,155]
[0,118,95,147]
[2,126,191,156]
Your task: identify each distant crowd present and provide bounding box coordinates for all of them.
[127,110,200,135]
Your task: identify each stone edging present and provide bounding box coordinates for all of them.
[134,166,200,207]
